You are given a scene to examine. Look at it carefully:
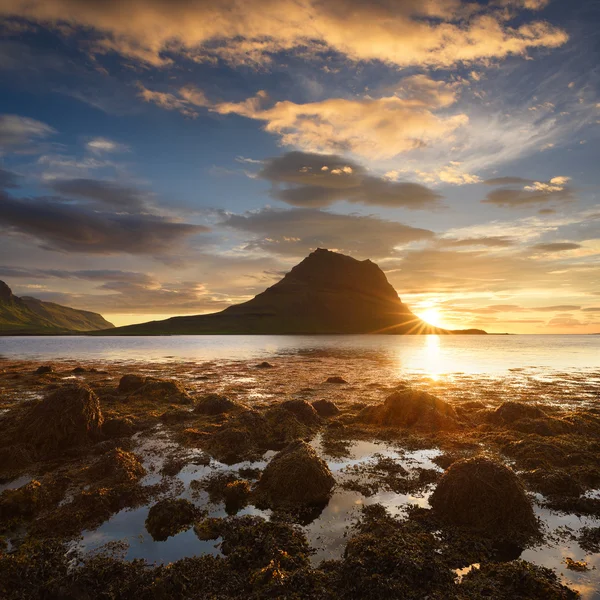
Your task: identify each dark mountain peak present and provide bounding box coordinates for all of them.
[271,248,400,303]
[0,280,17,304]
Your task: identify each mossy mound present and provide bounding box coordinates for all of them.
[430,456,538,542]
[360,388,459,431]
[280,399,320,426]
[145,498,202,541]
[118,374,146,394]
[88,448,146,484]
[128,378,192,405]
[489,401,548,424]
[19,383,103,455]
[206,427,256,465]
[523,468,583,498]
[102,416,135,438]
[254,440,335,510]
[194,393,239,415]
[0,480,43,520]
[459,560,579,599]
[312,399,340,417]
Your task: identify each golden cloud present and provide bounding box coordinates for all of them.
[0,0,568,67]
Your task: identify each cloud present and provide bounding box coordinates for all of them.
[137,84,198,118]
[86,137,128,153]
[0,189,208,255]
[0,0,568,68]
[143,76,469,160]
[220,207,434,258]
[582,307,600,312]
[0,114,55,154]
[48,178,149,210]
[437,236,516,248]
[532,242,582,252]
[535,305,581,312]
[0,167,19,189]
[482,175,574,208]
[257,151,442,209]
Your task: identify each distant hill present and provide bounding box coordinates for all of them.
[0,280,114,334]
[98,249,486,335]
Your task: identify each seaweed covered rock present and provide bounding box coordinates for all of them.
[254,440,335,510]
[118,374,146,394]
[145,498,201,541]
[0,480,44,519]
[312,399,340,417]
[523,468,583,498]
[360,388,459,431]
[194,393,239,415]
[489,401,547,424]
[159,407,191,423]
[102,416,135,438]
[88,448,146,484]
[280,399,320,426]
[459,560,579,599]
[206,428,256,465]
[128,378,192,405]
[19,383,103,455]
[34,365,54,375]
[262,407,310,448]
[430,456,538,541]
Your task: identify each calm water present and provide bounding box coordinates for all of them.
[0,334,599,375]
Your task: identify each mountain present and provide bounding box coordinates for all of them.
[99,249,485,335]
[0,280,114,334]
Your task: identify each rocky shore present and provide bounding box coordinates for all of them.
[0,358,599,599]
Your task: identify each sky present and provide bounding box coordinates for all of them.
[0,0,599,333]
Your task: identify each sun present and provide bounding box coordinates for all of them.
[419,307,442,327]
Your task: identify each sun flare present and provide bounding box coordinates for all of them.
[418,307,442,327]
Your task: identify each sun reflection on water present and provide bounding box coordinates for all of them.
[424,334,442,381]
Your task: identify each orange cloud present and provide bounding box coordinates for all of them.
[0,0,568,68]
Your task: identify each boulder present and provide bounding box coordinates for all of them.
[20,383,103,455]
[360,388,459,431]
[254,440,335,509]
[89,448,146,484]
[312,399,340,417]
[280,399,320,426]
[194,393,239,415]
[430,456,538,541]
[145,498,201,541]
[117,374,146,394]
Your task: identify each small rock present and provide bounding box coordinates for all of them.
[72,367,87,374]
[281,399,320,426]
[35,365,54,375]
[256,361,275,369]
[194,393,239,415]
[325,376,347,384]
[102,417,135,438]
[145,498,202,541]
[312,399,340,417]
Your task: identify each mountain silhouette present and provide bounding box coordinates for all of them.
[0,280,114,334]
[100,249,485,335]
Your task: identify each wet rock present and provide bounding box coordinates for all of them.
[360,388,459,431]
[523,468,583,497]
[194,393,239,415]
[280,399,320,426]
[159,406,191,423]
[256,361,274,369]
[430,456,538,542]
[145,498,202,541]
[206,428,256,465]
[254,440,335,510]
[34,365,54,375]
[88,448,146,484]
[0,480,43,519]
[312,399,340,417]
[129,378,192,405]
[489,401,548,424]
[102,416,135,438]
[325,376,347,384]
[117,374,146,394]
[19,383,103,455]
[459,560,579,599]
